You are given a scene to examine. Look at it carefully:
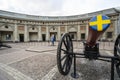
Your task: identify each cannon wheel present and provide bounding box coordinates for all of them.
[114,34,120,77]
[57,33,73,75]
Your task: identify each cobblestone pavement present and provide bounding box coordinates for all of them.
[0,42,119,80]
[0,43,57,80]
[0,63,33,80]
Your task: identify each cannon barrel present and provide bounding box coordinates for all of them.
[86,15,111,46]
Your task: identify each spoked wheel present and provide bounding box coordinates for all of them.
[57,33,73,75]
[114,34,120,77]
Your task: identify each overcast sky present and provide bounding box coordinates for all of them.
[0,0,120,16]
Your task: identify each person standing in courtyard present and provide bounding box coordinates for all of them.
[51,35,55,46]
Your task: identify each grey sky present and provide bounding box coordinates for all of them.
[0,0,120,16]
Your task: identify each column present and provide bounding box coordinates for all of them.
[77,25,80,40]
[113,20,118,41]
[27,26,29,41]
[46,26,49,41]
[24,24,28,42]
[58,26,61,41]
[85,24,89,39]
[14,23,18,42]
[38,26,42,41]
[65,25,68,33]
[118,14,120,34]
[102,33,106,40]
[0,32,1,41]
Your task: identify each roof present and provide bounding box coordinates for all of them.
[0,7,120,21]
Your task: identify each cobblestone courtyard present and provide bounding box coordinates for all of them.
[0,42,119,80]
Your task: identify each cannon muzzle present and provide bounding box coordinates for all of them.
[86,15,111,46]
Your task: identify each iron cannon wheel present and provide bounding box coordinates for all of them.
[57,33,73,75]
[114,34,120,77]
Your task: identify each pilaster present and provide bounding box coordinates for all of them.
[86,24,89,39]
[77,25,80,40]
[38,26,42,41]
[46,26,49,41]
[24,24,28,42]
[14,23,18,42]
[58,26,61,40]
[65,25,68,33]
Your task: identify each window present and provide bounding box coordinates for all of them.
[6,34,11,40]
[81,33,85,40]
[5,25,8,28]
[71,34,74,39]
[32,27,35,30]
[52,26,55,30]
[61,34,63,36]
[20,20,22,23]
[82,21,84,23]
[53,27,55,30]
[106,32,112,38]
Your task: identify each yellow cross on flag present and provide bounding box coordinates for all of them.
[89,15,111,31]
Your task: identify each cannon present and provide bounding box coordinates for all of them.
[57,14,120,80]
[0,41,12,48]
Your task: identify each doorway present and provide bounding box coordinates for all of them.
[81,33,85,40]
[19,34,24,42]
[42,34,46,41]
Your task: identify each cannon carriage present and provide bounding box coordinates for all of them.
[57,15,120,80]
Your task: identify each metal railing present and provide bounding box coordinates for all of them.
[72,41,114,51]
[6,41,114,51]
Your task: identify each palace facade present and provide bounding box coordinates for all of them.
[0,7,120,42]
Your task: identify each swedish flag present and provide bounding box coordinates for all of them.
[89,14,111,31]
